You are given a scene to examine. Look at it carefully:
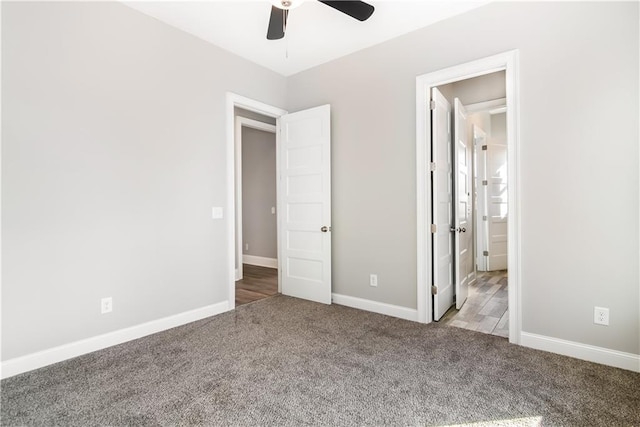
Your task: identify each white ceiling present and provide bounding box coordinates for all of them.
[123,0,489,76]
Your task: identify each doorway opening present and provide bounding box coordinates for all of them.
[226,94,333,309]
[235,111,279,306]
[436,85,509,337]
[226,93,287,310]
[440,93,509,338]
[415,51,521,344]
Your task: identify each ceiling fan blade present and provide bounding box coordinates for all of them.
[267,6,288,40]
[318,1,375,21]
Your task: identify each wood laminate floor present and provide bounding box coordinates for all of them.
[441,270,509,338]
[235,264,278,306]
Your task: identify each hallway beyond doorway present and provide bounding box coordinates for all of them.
[235,264,278,306]
[441,271,508,338]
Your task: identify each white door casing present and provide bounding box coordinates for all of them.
[432,88,454,321]
[415,50,521,345]
[453,98,472,309]
[279,104,332,304]
[487,142,508,271]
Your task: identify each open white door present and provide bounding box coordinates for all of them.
[432,88,454,320]
[474,125,489,272]
[279,104,332,304]
[487,142,508,271]
[453,99,472,309]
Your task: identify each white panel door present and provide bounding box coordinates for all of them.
[487,143,508,271]
[453,99,472,309]
[473,125,489,272]
[432,88,454,321]
[279,105,332,304]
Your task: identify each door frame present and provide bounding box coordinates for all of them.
[415,50,522,344]
[226,93,287,310]
[234,117,277,282]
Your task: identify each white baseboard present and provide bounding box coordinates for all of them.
[521,332,640,372]
[243,255,278,269]
[331,293,418,322]
[1,301,231,379]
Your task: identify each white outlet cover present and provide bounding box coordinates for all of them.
[101,297,113,314]
[370,274,378,287]
[594,306,609,325]
[212,207,223,219]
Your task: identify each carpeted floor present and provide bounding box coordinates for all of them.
[2,295,639,426]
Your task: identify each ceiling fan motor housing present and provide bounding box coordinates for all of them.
[271,0,305,10]
[267,0,374,40]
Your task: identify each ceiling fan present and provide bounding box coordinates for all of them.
[267,0,375,40]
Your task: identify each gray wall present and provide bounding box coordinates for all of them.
[2,1,638,362]
[491,113,507,142]
[453,71,506,105]
[235,107,277,125]
[233,108,277,270]
[286,2,639,354]
[241,128,277,259]
[1,1,286,360]
[438,71,506,106]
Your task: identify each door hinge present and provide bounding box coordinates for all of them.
[483,215,488,221]
[430,224,437,233]
[483,250,489,256]
[482,145,488,151]
[431,285,438,295]
[430,100,436,110]
[482,180,488,186]
[429,162,436,172]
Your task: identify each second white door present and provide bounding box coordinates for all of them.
[432,88,454,320]
[453,98,473,309]
[487,142,508,271]
[279,105,332,304]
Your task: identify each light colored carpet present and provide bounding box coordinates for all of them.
[1,295,639,426]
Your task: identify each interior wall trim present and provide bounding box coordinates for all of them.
[521,331,640,372]
[242,255,278,269]
[331,293,418,322]
[1,301,230,379]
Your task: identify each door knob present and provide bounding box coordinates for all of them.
[460,227,466,233]
[450,227,467,233]
[321,226,331,232]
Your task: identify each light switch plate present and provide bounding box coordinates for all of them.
[212,207,223,219]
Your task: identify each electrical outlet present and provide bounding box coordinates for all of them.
[212,207,223,219]
[594,306,609,326]
[245,243,249,251]
[370,274,378,287]
[101,297,113,314]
